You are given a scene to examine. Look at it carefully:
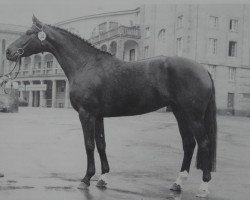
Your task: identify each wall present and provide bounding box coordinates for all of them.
[56,9,140,40]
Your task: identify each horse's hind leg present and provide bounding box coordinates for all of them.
[189,118,212,197]
[94,117,110,187]
[170,108,196,191]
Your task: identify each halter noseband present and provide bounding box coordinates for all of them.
[17,23,46,56]
[17,48,24,56]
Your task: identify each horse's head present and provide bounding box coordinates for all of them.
[6,16,49,61]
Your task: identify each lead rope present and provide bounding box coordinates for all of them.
[0,55,21,94]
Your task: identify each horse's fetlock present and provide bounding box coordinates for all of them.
[87,169,96,178]
[102,165,110,174]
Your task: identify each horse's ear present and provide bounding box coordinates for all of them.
[32,15,43,27]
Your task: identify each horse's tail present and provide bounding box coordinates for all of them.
[197,72,217,172]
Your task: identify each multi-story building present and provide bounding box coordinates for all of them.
[1,4,250,116]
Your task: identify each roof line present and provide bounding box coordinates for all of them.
[55,7,140,26]
[0,22,28,28]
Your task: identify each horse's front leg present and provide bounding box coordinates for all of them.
[78,108,96,189]
[95,117,110,187]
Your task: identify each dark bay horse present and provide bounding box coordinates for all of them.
[6,16,217,198]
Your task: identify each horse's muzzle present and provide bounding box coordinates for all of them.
[6,48,20,61]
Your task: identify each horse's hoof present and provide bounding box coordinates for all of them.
[0,173,4,178]
[170,183,182,191]
[96,174,107,187]
[196,189,209,198]
[96,179,107,187]
[77,181,90,190]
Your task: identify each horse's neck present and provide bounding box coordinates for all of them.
[46,28,100,80]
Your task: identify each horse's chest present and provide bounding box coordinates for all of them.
[69,84,99,113]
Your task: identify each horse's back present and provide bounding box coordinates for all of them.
[76,56,213,117]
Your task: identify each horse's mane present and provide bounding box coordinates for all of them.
[48,25,112,56]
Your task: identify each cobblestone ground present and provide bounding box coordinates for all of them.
[0,107,249,200]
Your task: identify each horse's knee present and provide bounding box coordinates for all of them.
[85,141,95,152]
[96,141,106,152]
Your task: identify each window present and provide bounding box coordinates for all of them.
[129,49,135,61]
[209,38,217,55]
[109,21,118,30]
[24,64,29,69]
[228,41,237,57]
[229,19,238,31]
[101,45,107,52]
[242,93,250,99]
[158,29,166,42]
[227,93,235,109]
[229,67,236,81]
[99,22,107,34]
[177,15,183,28]
[207,65,216,80]
[209,16,218,28]
[57,86,65,92]
[34,61,41,69]
[47,61,53,68]
[38,62,41,69]
[144,46,149,58]
[145,27,150,38]
[177,37,182,56]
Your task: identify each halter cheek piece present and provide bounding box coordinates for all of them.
[17,23,46,56]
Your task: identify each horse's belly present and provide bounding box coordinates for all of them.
[102,95,169,117]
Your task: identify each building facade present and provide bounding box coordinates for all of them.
[1,4,250,115]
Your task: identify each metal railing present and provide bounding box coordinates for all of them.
[18,67,65,78]
[89,26,140,44]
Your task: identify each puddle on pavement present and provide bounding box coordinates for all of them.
[44,186,74,191]
[6,180,18,183]
[0,185,34,190]
[43,172,81,182]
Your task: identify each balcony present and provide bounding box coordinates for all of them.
[89,26,141,45]
[17,66,65,78]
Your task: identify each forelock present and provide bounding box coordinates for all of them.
[26,25,39,35]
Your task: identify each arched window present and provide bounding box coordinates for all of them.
[23,57,31,70]
[101,45,107,52]
[158,29,166,42]
[109,41,117,55]
[44,54,53,68]
[34,55,42,69]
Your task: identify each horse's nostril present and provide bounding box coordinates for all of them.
[6,48,11,56]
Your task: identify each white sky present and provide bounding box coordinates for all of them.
[0,0,141,26]
[0,0,249,27]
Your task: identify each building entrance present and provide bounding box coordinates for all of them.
[32,91,40,107]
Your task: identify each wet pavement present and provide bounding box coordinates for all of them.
[0,107,249,200]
